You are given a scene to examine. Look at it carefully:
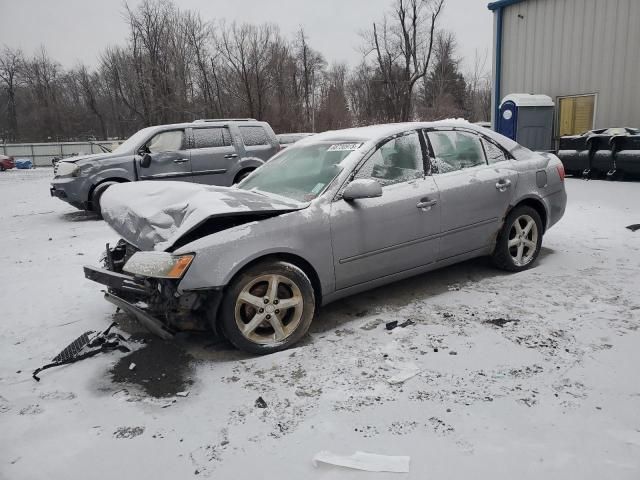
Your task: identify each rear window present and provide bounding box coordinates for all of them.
[192,127,231,149]
[240,126,269,146]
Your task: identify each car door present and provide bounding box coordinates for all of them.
[425,128,518,260]
[330,131,441,290]
[188,126,238,185]
[137,129,192,181]
[237,125,277,161]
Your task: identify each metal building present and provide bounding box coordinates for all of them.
[489,0,640,136]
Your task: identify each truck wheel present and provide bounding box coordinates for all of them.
[233,169,254,184]
[491,205,543,272]
[218,261,316,354]
[91,181,118,217]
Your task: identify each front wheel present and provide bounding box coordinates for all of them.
[218,261,315,354]
[491,206,543,272]
[91,181,118,217]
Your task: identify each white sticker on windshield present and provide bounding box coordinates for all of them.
[311,183,325,194]
[327,143,362,152]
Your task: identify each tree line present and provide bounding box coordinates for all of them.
[0,0,491,143]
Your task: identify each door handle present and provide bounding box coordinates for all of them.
[416,199,437,210]
[495,179,512,191]
[173,158,189,164]
[224,153,238,159]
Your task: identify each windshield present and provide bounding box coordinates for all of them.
[111,127,157,155]
[238,141,362,201]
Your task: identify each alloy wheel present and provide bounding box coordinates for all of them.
[234,274,303,345]
[508,214,539,267]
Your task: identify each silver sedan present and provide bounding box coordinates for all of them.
[86,121,567,354]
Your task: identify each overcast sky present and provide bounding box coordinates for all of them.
[0,0,493,75]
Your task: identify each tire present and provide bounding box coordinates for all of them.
[491,205,543,272]
[218,261,316,354]
[91,181,118,217]
[0,165,5,172]
[233,169,254,184]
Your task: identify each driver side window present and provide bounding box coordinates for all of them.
[355,132,424,187]
[146,130,185,154]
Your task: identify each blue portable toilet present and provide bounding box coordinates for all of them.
[498,94,554,151]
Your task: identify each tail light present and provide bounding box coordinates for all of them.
[556,163,565,182]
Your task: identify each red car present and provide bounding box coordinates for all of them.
[0,155,15,171]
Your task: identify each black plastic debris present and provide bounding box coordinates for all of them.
[626,224,640,232]
[255,396,268,409]
[385,321,398,331]
[399,320,415,328]
[485,318,518,328]
[32,322,130,381]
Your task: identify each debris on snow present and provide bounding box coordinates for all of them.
[485,317,519,328]
[385,321,398,331]
[312,450,410,473]
[255,396,268,409]
[176,391,189,397]
[386,361,420,385]
[399,319,415,328]
[360,318,383,330]
[626,224,640,232]
[129,362,136,371]
[113,426,145,439]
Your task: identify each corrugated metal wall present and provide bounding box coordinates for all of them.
[499,0,640,130]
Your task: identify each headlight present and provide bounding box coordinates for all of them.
[55,162,80,177]
[123,252,194,279]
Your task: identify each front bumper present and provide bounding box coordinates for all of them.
[83,265,149,296]
[104,291,175,340]
[50,176,90,210]
[84,257,223,336]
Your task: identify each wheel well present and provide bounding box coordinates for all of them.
[88,178,128,208]
[231,253,323,306]
[233,167,255,183]
[512,198,548,232]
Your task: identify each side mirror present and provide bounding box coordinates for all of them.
[140,153,152,168]
[342,178,383,201]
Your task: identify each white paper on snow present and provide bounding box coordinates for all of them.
[312,450,410,473]
[386,360,420,385]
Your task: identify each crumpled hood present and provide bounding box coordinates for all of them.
[100,181,307,251]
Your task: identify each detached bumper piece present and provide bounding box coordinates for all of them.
[83,265,148,296]
[104,292,175,340]
[32,322,130,381]
[84,264,176,340]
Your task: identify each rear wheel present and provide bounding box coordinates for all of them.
[218,261,315,354]
[491,205,543,272]
[233,169,254,184]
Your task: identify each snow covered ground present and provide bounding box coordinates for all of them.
[1,169,639,479]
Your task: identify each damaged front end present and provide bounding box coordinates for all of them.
[84,240,221,339]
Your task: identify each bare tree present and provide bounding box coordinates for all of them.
[0,46,23,141]
[364,0,444,122]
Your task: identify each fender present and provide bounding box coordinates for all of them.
[229,156,265,178]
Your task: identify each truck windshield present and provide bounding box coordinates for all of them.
[238,141,362,202]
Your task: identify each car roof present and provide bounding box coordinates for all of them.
[294,120,522,155]
[147,120,268,131]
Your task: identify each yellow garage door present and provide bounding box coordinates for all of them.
[558,95,596,136]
